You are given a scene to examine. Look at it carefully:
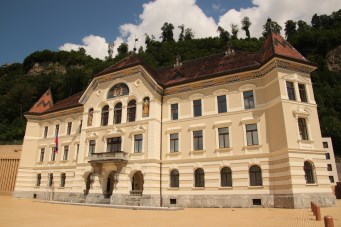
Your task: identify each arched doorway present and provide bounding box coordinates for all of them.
[105,171,116,198]
[131,171,144,195]
[85,173,92,195]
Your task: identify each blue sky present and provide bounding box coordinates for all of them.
[1,0,340,65]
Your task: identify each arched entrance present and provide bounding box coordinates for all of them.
[105,171,116,198]
[131,171,144,195]
[85,173,92,195]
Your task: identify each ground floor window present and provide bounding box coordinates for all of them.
[194,168,205,187]
[249,165,262,186]
[170,169,179,188]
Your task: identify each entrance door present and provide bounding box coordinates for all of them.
[105,171,115,198]
[132,171,144,193]
[85,173,92,195]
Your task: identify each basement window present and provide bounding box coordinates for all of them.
[170,198,177,205]
[253,199,261,206]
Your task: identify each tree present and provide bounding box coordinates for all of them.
[284,20,297,40]
[262,18,282,37]
[178,24,185,41]
[297,20,311,33]
[107,42,115,60]
[184,28,194,40]
[231,24,239,40]
[160,22,175,42]
[116,43,128,57]
[217,26,230,42]
[241,16,252,39]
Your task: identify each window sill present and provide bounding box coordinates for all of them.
[192,187,205,190]
[36,162,44,164]
[214,148,232,153]
[168,187,179,190]
[248,186,263,189]
[218,186,233,190]
[298,139,314,144]
[305,183,318,186]
[57,187,65,189]
[190,150,206,155]
[130,152,144,156]
[60,160,68,163]
[244,145,262,149]
[47,161,55,164]
[167,152,181,156]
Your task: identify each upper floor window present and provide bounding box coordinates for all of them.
[127,100,136,122]
[142,97,150,117]
[67,122,72,135]
[249,165,262,186]
[55,124,59,136]
[101,105,109,126]
[218,127,230,148]
[134,134,143,153]
[327,164,332,171]
[170,169,179,188]
[246,124,259,146]
[304,161,316,184]
[89,140,96,155]
[60,173,66,187]
[63,145,69,161]
[243,90,255,109]
[170,133,179,153]
[193,130,203,151]
[325,153,330,160]
[194,168,205,187]
[298,83,307,102]
[87,108,94,126]
[39,148,45,162]
[51,147,56,161]
[217,95,227,113]
[286,81,296,101]
[171,103,178,120]
[298,118,309,140]
[79,120,82,133]
[107,83,129,99]
[193,99,202,117]
[114,102,122,124]
[107,137,121,152]
[329,176,335,183]
[220,167,232,187]
[43,126,48,138]
[323,142,328,148]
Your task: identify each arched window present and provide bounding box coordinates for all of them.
[127,100,136,122]
[194,168,205,187]
[142,97,150,117]
[304,161,316,184]
[60,173,66,187]
[249,165,262,186]
[101,105,109,126]
[87,108,94,126]
[107,83,129,99]
[170,169,179,188]
[114,102,122,124]
[220,167,232,187]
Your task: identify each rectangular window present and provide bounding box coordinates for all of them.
[193,130,203,150]
[246,124,259,146]
[51,147,56,161]
[243,90,255,109]
[298,118,309,140]
[218,127,230,148]
[217,95,227,113]
[327,164,332,171]
[44,126,48,138]
[79,120,82,133]
[55,124,60,136]
[193,99,202,117]
[76,144,79,162]
[134,134,143,153]
[63,145,69,160]
[48,173,53,187]
[60,173,66,187]
[329,176,334,183]
[39,148,45,162]
[67,122,72,135]
[107,137,121,152]
[170,133,179,152]
[325,153,330,160]
[89,140,96,155]
[171,103,178,120]
[286,81,296,101]
[36,174,41,187]
[298,83,307,102]
[323,142,329,148]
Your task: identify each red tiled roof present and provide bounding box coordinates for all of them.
[259,32,309,63]
[29,88,54,113]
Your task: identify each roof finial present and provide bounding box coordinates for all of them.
[133,36,138,53]
[225,40,235,55]
[174,53,182,67]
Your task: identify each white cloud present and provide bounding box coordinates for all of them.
[59,0,341,59]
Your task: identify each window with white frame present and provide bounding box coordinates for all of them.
[298,118,309,140]
[134,134,143,153]
[48,173,53,187]
[193,99,202,117]
[171,103,179,120]
[60,173,66,187]
[249,165,262,186]
[107,137,122,152]
[170,133,179,152]
[89,140,96,155]
[243,90,255,109]
[170,169,179,188]
[217,95,227,113]
[194,168,205,187]
[286,81,296,101]
[220,167,232,187]
[43,126,48,138]
[304,161,316,184]
[39,148,45,162]
[193,130,203,150]
[67,122,72,135]
[114,102,122,124]
[36,173,41,187]
[51,147,56,161]
[246,124,259,146]
[218,127,230,148]
[298,83,307,102]
[63,145,69,160]
[101,105,109,126]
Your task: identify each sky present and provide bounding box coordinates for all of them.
[1,0,340,65]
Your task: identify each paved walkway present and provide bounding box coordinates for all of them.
[0,196,340,227]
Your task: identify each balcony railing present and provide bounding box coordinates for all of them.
[88,151,128,164]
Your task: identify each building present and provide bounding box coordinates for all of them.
[13,33,336,208]
[322,138,339,184]
[0,144,22,195]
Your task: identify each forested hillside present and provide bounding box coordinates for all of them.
[0,10,340,156]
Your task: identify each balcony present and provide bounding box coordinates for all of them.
[88,151,128,164]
